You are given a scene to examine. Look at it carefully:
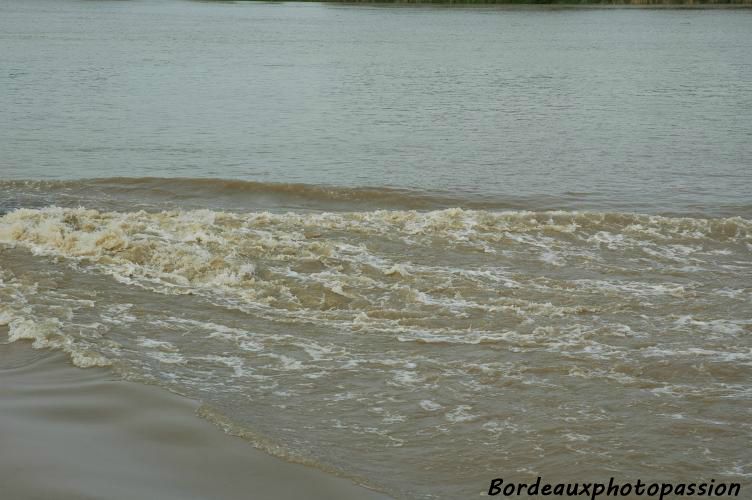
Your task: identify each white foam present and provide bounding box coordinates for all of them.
[419,400,443,412]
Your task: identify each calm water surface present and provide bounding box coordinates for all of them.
[2,0,751,215]
[1,2,751,499]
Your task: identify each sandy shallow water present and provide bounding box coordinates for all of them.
[0,341,391,500]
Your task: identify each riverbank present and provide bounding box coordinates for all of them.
[243,0,752,6]
[0,341,391,500]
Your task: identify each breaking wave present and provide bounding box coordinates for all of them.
[1,205,750,498]
[4,177,750,217]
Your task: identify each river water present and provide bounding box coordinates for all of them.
[1,1,751,498]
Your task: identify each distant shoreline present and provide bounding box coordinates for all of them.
[235,0,752,5]
[237,0,752,6]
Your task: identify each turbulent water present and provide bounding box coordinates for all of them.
[2,1,752,499]
[1,179,751,498]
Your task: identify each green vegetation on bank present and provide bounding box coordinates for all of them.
[235,0,752,4]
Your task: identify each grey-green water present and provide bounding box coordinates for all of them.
[2,0,751,216]
[1,2,751,500]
